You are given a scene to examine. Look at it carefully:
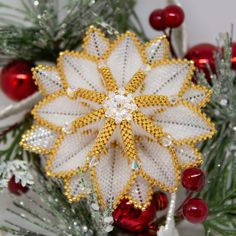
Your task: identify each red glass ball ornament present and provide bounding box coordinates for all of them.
[8,176,29,196]
[183,198,209,224]
[185,43,217,83]
[136,223,158,236]
[113,199,156,233]
[231,42,236,70]
[0,59,37,101]
[163,5,185,28]
[153,191,169,211]
[182,168,205,192]
[149,9,166,31]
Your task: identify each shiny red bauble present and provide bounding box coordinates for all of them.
[185,43,217,83]
[183,198,209,224]
[113,199,156,233]
[0,59,37,101]
[231,42,236,70]
[163,5,185,28]
[149,9,166,31]
[8,176,29,196]
[153,191,169,211]
[136,224,158,236]
[182,168,205,192]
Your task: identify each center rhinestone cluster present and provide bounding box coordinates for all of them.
[103,89,137,124]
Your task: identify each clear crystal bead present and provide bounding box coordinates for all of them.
[161,135,173,147]
[89,157,97,168]
[220,98,228,106]
[104,216,113,224]
[169,95,179,105]
[103,90,137,124]
[91,203,99,211]
[132,161,139,171]
[141,64,151,72]
[66,87,76,98]
[62,122,72,134]
[104,225,114,232]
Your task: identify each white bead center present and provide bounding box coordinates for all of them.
[103,89,137,124]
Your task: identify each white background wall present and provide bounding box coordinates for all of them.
[136,0,236,46]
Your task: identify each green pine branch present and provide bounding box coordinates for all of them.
[0,0,147,64]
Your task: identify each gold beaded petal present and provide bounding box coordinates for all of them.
[21,26,216,210]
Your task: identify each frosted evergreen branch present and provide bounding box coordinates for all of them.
[197,33,236,236]
[0,160,33,190]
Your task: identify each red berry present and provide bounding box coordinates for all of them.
[163,5,185,28]
[183,198,209,223]
[0,59,37,101]
[149,9,166,31]
[182,168,205,192]
[153,191,169,211]
[8,176,29,196]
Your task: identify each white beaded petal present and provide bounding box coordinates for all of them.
[182,85,211,107]
[145,37,169,64]
[66,171,91,199]
[34,95,97,128]
[34,67,63,95]
[83,27,109,59]
[128,176,151,207]
[107,33,143,87]
[174,144,202,168]
[22,126,58,153]
[93,145,132,206]
[49,130,97,175]
[156,103,213,143]
[142,61,193,96]
[60,53,105,92]
[137,137,178,190]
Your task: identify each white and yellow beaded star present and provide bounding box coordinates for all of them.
[21,26,215,210]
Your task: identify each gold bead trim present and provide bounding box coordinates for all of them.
[132,110,165,139]
[98,66,118,91]
[87,118,116,158]
[73,108,105,130]
[125,70,147,93]
[134,95,170,107]
[120,120,139,163]
[75,88,106,104]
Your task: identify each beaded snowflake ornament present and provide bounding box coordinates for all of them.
[21,26,215,213]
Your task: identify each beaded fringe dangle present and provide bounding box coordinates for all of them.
[158,193,179,236]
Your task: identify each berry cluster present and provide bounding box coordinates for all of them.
[149,5,185,31]
[181,168,208,223]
